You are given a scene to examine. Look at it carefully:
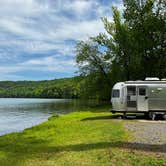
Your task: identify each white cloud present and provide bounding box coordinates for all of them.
[54,19,105,41]
[0,0,49,16]
[0,0,112,40]
[21,55,76,72]
[112,0,124,12]
[0,55,77,80]
[0,0,122,80]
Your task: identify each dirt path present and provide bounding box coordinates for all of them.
[124,120,166,158]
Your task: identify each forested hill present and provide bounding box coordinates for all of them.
[0,77,82,99]
[0,75,112,100]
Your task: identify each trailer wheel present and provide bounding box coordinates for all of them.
[123,112,127,119]
[152,113,156,120]
[163,114,166,120]
[149,112,156,120]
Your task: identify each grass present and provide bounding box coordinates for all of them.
[0,105,165,166]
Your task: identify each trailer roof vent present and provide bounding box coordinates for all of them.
[145,77,160,81]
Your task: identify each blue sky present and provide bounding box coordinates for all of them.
[0,0,123,81]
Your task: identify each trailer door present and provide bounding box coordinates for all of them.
[127,86,137,111]
[137,87,148,111]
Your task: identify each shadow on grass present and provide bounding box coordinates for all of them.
[47,142,166,154]
[81,114,165,121]
[80,104,111,113]
[81,115,120,121]
[1,141,166,156]
[0,137,165,165]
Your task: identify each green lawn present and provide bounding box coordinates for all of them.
[0,106,165,166]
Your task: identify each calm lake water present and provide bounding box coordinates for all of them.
[0,98,99,136]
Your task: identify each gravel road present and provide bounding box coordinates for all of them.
[124,120,166,157]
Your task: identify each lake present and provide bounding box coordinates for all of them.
[0,98,99,136]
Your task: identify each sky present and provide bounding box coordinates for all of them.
[0,0,123,81]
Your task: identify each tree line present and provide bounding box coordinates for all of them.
[0,78,82,99]
[75,0,166,100]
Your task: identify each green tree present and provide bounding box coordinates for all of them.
[93,0,166,80]
[123,0,166,78]
[75,40,112,100]
[75,0,166,100]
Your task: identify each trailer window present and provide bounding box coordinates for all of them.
[139,88,146,96]
[127,86,136,95]
[112,90,120,98]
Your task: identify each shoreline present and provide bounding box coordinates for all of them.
[0,116,52,137]
[0,106,165,165]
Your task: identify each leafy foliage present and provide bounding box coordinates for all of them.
[0,77,81,98]
[76,41,112,100]
[75,0,166,100]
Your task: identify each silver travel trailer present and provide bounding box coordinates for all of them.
[111,78,166,120]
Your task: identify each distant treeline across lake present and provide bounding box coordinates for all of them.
[0,77,80,99]
[0,76,112,100]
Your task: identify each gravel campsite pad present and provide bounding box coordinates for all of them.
[124,120,166,157]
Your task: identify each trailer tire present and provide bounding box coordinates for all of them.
[123,112,127,119]
[152,113,156,120]
[163,114,166,120]
[149,112,156,120]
